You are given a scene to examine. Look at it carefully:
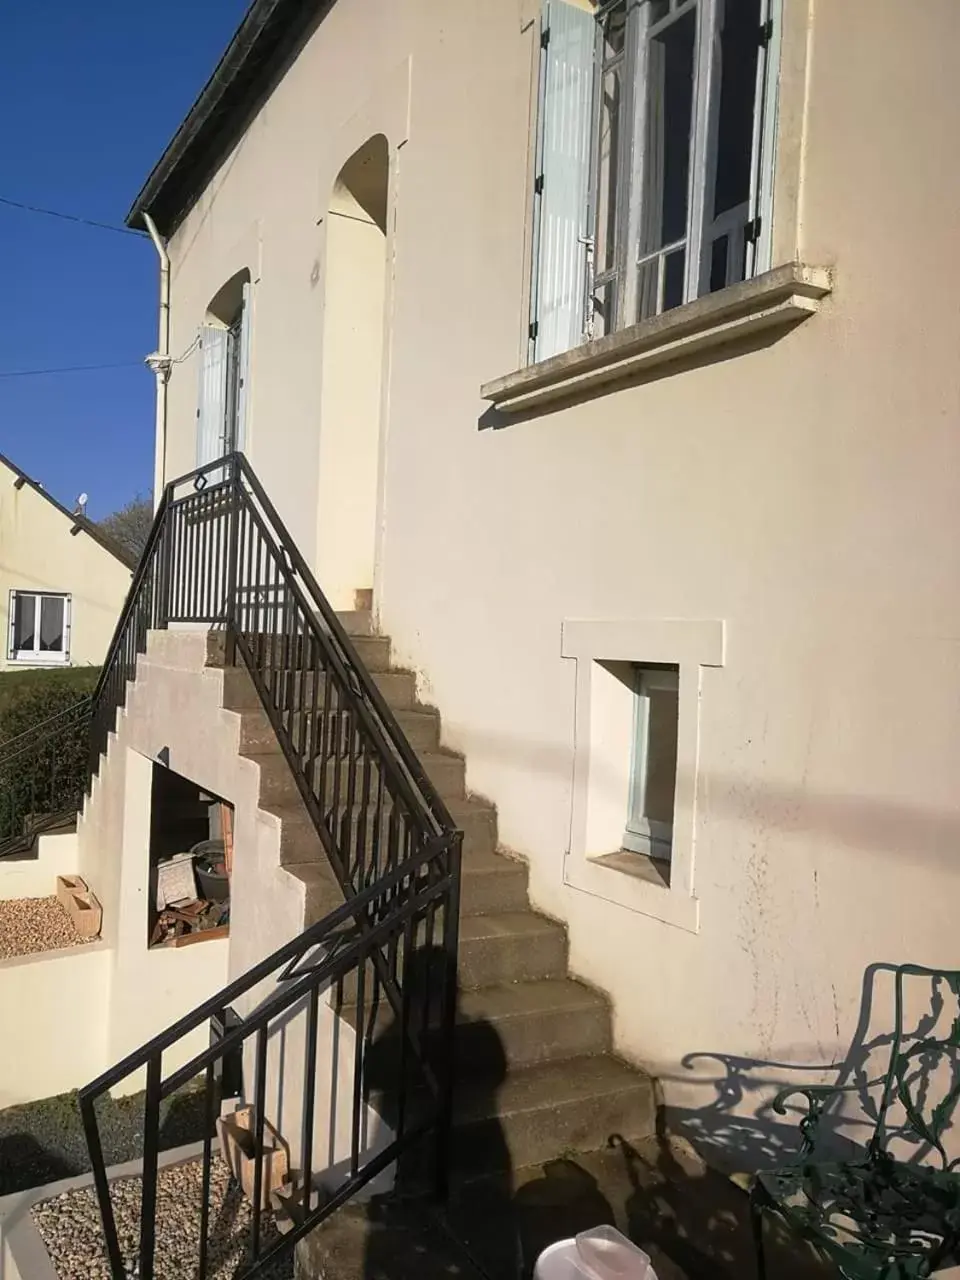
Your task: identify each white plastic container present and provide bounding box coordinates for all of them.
[533,1225,657,1280]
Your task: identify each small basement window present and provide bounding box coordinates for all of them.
[8,591,70,663]
[148,762,233,948]
[623,664,679,860]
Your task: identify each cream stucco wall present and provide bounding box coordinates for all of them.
[0,466,131,672]
[154,0,960,1152]
[76,630,380,1172]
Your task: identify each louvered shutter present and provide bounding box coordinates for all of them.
[529,0,595,363]
[196,326,229,471]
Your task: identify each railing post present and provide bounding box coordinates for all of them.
[224,454,241,665]
[434,831,463,1202]
[156,502,171,630]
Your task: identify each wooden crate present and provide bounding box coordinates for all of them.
[55,875,102,940]
[216,1104,290,1210]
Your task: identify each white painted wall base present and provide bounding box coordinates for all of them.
[0,943,111,1110]
[0,832,79,901]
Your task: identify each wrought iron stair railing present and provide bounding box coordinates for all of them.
[0,696,93,858]
[10,451,464,1278]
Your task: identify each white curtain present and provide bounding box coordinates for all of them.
[532,0,595,362]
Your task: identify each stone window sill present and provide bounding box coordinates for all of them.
[481,262,832,414]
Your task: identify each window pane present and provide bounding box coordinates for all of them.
[637,258,659,323]
[639,8,696,259]
[39,597,65,652]
[602,4,628,59]
[591,281,617,339]
[644,685,679,825]
[596,62,623,276]
[711,0,761,220]
[663,246,685,311]
[13,594,35,651]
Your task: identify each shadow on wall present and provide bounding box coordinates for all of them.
[668,961,960,1176]
[433,723,960,871]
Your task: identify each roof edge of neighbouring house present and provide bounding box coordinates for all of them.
[0,452,139,572]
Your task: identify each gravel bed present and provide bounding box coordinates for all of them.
[0,895,90,960]
[32,1155,293,1280]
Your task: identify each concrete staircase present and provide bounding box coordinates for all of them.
[219,609,655,1196]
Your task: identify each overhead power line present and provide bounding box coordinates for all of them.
[0,361,143,380]
[0,195,144,238]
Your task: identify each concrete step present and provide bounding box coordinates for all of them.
[450,1055,656,1176]
[261,793,497,866]
[334,609,372,637]
[247,749,465,807]
[458,911,567,989]
[460,851,529,915]
[335,909,567,1004]
[379,1055,656,1184]
[247,632,391,673]
[345,978,611,1076]
[221,664,417,713]
[238,704,442,758]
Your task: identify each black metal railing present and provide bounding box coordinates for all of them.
[80,843,457,1280]
[0,697,93,858]
[72,451,462,1278]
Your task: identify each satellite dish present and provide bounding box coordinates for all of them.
[77,493,89,508]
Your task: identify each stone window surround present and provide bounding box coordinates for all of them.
[561,617,725,933]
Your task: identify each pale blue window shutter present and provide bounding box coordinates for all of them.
[235,283,252,454]
[196,326,229,470]
[530,0,595,363]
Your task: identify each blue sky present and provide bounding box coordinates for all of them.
[0,1,250,520]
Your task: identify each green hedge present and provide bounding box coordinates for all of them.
[0,667,100,848]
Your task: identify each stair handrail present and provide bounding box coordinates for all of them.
[232,452,457,838]
[79,837,455,1280]
[0,694,91,754]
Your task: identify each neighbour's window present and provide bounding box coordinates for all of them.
[197,271,251,471]
[529,0,780,363]
[8,592,71,663]
[623,664,679,860]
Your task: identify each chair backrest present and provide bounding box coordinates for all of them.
[869,965,960,1170]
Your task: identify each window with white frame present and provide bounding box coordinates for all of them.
[8,592,71,664]
[197,273,251,471]
[623,663,679,859]
[529,0,781,363]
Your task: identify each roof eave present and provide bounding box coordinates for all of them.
[126,0,330,237]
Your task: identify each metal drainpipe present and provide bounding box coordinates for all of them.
[142,212,172,511]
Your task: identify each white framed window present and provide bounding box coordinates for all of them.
[562,618,724,933]
[197,277,251,472]
[529,0,781,362]
[8,592,71,664]
[623,664,679,859]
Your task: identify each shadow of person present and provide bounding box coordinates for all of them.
[512,1158,617,1278]
[359,940,512,1278]
[0,1132,79,1196]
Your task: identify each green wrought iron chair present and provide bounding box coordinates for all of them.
[750,965,960,1279]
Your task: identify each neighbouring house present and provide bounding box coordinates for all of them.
[8,0,960,1274]
[0,453,134,671]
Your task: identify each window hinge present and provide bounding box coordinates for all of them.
[745,217,762,244]
[534,173,545,196]
[529,320,539,342]
[541,24,550,49]
[758,18,774,46]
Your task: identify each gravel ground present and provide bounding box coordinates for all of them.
[0,895,90,959]
[32,1155,293,1280]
